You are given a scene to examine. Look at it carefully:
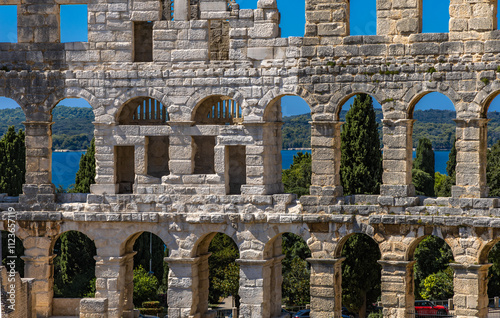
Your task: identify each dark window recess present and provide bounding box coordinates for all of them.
[227,146,246,194]
[134,21,153,62]
[192,136,216,174]
[147,136,170,178]
[116,146,135,194]
[209,20,229,60]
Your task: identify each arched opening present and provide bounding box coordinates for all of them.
[1,230,24,277]
[486,239,500,313]
[485,92,500,197]
[340,233,382,318]
[0,5,17,43]
[422,0,450,33]
[192,232,240,317]
[411,92,456,197]
[53,231,97,316]
[281,233,311,314]
[411,236,454,311]
[193,95,242,125]
[52,98,94,193]
[0,97,25,197]
[119,97,169,125]
[349,0,377,35]
[338,94,383,196]
[131,232,169,316]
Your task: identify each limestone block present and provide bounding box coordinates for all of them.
[200,1,227,12]
[80,298,108,313]
[171,49,208,61]
[247,47,274,60]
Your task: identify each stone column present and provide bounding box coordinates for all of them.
[307,258,344,318]
[20,121,55,209]
[94,252,135,318]
[165,255,210,318]
[166,122,194,179]
[378,260,415,318]
[91,122,118,195]
[241,122,283,195]
[450,263,491,318]
[309,121,343,197]
[304,0,348,43]
[173,0,190,21]
[22,236,54,318]
[269,255,285,318]
[18,2,60,43]
[377,0,421,41]
[236,258,274,318]
[452,118,488,198]
[381,119,415,197]
[449,0,496,41]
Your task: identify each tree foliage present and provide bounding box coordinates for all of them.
[0,126,25,196]
[340,94,382,195]
[412,138,435,196]
[488,243,500,298]
[487,140,500,197]
[53,231,96,298]
[341,234,381,318]
[282,233,311,306]
[133,232,168,288]
[413,236,453,299]
[282,152,311,198]
[71,138,95,193]
[420,267,454,301]
[208,233,240,304]
[435,142,456,197]
[133,265,159,307]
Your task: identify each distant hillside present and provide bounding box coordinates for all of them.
[0,106,94,150]
[282,109,500,150]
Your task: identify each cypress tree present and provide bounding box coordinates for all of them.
[412,138,435,196]
[72,138,95,193]
[487,140,500,197]
[446,141,457,178]
[340,94,382,195]
[0,126,25,196]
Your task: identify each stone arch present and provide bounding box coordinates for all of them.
[329,83,384,121]
[188,87,247,122]
[475,84,500,118]
[406,230,456,262]
[405,86,461,118]
[478,237,500,265]
[264,225,312,260]
[333,227,380,259]
[260,86,317,122]
[113,87,172,124]
[0,92,27,114]
[121,226,176,257]
[193,95,243,125]
[53,87,98,111]
[191,230,240,258]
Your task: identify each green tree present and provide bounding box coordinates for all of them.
[53,231,96,298]
[133,232,168,288]
[434,172,453,197]
[413,236,453,299]
[446,141,457,178]
[282,152,312,198]
[412,138,435,196]
[133,265,159,307]
[340,94,382,195]
[420,267,454,301]
[208,233,239,304]
[71,138,95,193]
[282,233,311,306]
[341,234,381,318]
[0,126,25,196]
[487,140,500,197]
[488,243,500,298]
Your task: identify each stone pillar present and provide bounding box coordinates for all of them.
[449,263,492,318]
[166,122,194,179]
[378,260,415,318]
[20,121,55,209]
[309,121,343,197]
[269,255,285,318]
[166,255,213,318]
[236,258,274,318]
[80,298,109,318]
[304,0,348,45]
[173,0,190,21]
[307,258,344,318]
[381,119,415,197]
[452,119,488,198]
[22,236,54,318]
[18,2,60,43]
[449,0,496,41]
[377,0,421,41]
[91,123,118,195]
[94,253,135,318]
[241,122,283,195]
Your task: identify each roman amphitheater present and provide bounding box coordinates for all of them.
[3,0,500,317]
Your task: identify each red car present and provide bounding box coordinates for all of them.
[415,300,449,317]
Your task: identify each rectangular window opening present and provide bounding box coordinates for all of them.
[60,5,88,42]
[227,146,246,195]
[116,146,135,194]
[134,21,153,62]
[209,20,229,60]
[147,136,169,178]
[0,5,17,43]
[192,136,215,174]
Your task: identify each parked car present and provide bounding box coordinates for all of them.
[415,300,449,316]
[293,309,310,318]
[281,308,292,318]
[342,307,355,318]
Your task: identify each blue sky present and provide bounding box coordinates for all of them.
[0,0,499,115]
